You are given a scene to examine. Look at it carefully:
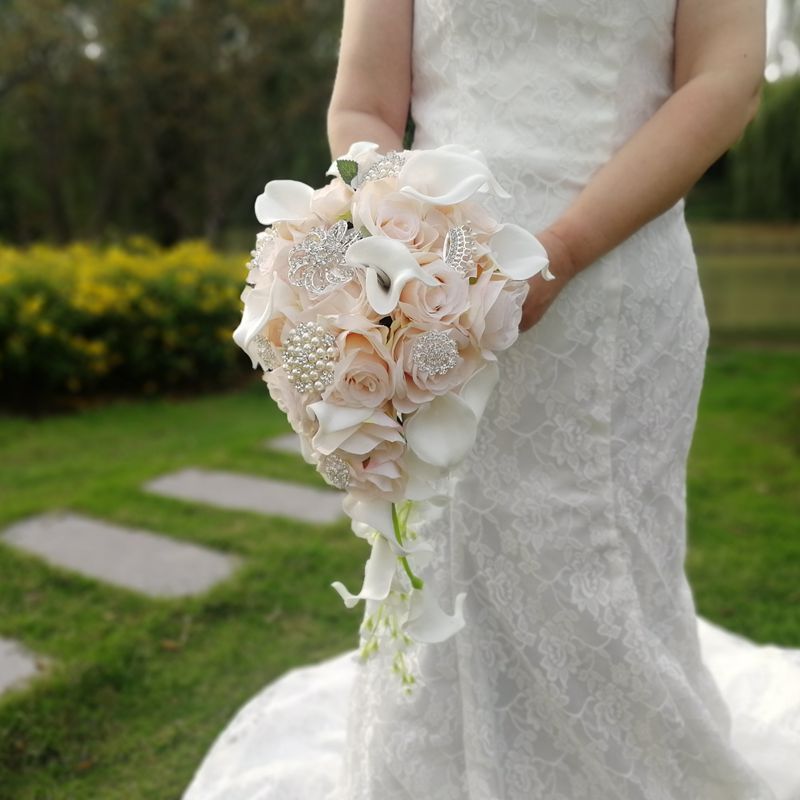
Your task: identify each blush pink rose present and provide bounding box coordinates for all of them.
[397,259,470,327]
[390,324,482,414]
[323,325,396,409]
[352,181,446,253]
[459,271,528,354]
[343,439,408,502]
[310,178,354,224]
[263,367,317,442]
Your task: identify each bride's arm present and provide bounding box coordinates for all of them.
[521,0,766,330]
[326,0,413,159]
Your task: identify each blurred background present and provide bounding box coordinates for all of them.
[0,1,798,798]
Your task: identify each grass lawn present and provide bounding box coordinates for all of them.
[0,345,797,799]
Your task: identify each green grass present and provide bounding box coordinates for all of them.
[0,346,797,799]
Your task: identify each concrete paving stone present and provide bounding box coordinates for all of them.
[264,432,304,456]
[143,468,344,525]
[1,511,242,598]
[0,637,42,696]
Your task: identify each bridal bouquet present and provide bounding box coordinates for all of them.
[233,142,552,690]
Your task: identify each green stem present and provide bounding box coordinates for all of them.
[391,502,424,590]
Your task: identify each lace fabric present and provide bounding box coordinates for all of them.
[182,2,799,798]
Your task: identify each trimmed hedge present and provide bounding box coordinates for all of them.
[728,75,800,221]
[0,239,250,412]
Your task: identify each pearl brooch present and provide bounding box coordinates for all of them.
[355,150,407,187]
[281,322,338,394]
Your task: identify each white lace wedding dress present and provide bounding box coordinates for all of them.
[182,1,800,798]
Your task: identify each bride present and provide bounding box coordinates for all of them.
[183,1,800,798]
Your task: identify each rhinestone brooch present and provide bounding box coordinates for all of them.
[288,220,361,294]
[252,334,279,371]
[317,452,351,490]
[354,150,406,187]
[443,223,478,275]
[247,228,277,272]
[411,330,460,376]
[281,322,338,394]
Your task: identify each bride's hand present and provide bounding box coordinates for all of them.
[518,228,578,333]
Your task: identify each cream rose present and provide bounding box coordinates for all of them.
[397,259,470,327]
[323,325,396,409]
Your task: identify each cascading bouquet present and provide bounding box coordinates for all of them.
[233,142,553,691]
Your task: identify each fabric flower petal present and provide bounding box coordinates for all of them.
[331,534,396,608]
[325,141,381,178]
[459,360,500,422]
[345,235,438,315]
[232,284,274,368]
[404,392,479,468]
[404,588,467,643]
[488,223,550,281]
[255,180,314,225]
[397,147,511,205]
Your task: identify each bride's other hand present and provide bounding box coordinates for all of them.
[518,228,578,333]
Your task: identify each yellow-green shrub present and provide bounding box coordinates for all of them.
[0,239,250,412]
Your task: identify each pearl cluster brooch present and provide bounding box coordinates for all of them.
[411,329,460,376]
[288,219,361,294]
[281,322,338,394]
[317,452,351,490]
[443,223,478,276]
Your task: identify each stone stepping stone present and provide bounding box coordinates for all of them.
[144,468,343,525]
[264,432,304,456]
[0,637,42,697]
[1,511,241,598]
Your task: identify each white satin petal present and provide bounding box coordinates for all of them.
[342,496,395,542]
[330,534,396,609]
[489,223,550,280]
[403,450,451,501]
[397,147,509,205]
[325,141,381,178]
[403,588,467,643]
[307,402,372,434]
[255,180,314,225]
[459,360,500,422]
[345,236,438,315]
[232,284,274,368]
[404,392,479,468]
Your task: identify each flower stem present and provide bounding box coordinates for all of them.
[392,502,424,590]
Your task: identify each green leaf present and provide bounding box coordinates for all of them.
[337,158,358,186]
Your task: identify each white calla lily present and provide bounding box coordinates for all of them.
[307,402,370,454]
[397,145,511,205]
[403,587,467,643]
[254,179,314,225]
[342,495,434,560]
[342,495,395,542]
[488,223,552,281]
[331,534,396,608]
[403,449,451,501]
[325,141,381,179]
[344,236,438,315]
[232,284,274,368]
[307,401,403,456]
[404,361,500,468]
[459,359,500,420]
[404,392,479,468]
